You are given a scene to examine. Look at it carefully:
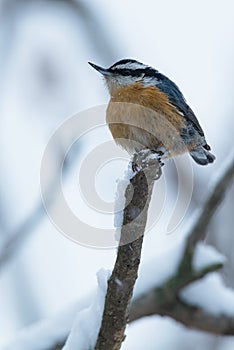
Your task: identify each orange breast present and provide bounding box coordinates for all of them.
[106,82,188,156]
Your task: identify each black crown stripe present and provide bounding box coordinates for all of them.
[109,59,138,69]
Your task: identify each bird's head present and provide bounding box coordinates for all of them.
[88,59,159,95]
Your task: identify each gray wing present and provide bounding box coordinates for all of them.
[156,74,205,137]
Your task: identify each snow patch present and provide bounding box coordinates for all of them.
[181,273,234,316]
[114,161,135,240]
[192,242,226,272]
[2,296,91,350]
[63,268,110,350]
[134,239,186,298]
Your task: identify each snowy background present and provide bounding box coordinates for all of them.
[0,0,234,349]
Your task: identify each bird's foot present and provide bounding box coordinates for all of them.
[131,149,164,173]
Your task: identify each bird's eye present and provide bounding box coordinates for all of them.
[124,69,131,75]
[114,69,132,76]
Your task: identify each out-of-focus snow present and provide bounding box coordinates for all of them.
[122,316,213,350]
[207,149,234,191]
[63,269,110,350]
[181,272,234,316]
[2,269,110,350]
[1,295,91,350]
[3,241,234,349]
[134,241,227,299]
[192,242,226,272]
[134,239,185,298]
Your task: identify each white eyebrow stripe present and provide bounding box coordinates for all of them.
[111,62,148,70]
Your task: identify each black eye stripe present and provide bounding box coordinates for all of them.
[109,67,160,78]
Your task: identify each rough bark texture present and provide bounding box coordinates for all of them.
[94,152,162,350]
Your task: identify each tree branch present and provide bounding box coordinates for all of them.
[0,0,120,272]
[173,152,234,295]
[4,154,234,349]
[130,294,234,335]
[129,153,234,335]
[94,151,163,350]
[187,153,234,252]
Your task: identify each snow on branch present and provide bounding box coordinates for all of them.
[3,246,234,350]
[129,244,232,334]
[4,153,234,349]
[94,151,163,350]
[63,269,110,350]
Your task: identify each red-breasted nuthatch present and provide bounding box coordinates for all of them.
[89,59,215,165]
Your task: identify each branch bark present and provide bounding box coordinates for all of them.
[94,151,162,350]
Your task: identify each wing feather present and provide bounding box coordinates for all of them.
[155,74,205,137]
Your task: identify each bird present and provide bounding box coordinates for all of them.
[88,59,215,166]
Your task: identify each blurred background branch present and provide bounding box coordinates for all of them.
[0,0,119,268]
[3,152,234,349]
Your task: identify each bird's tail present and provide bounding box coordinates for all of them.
[190,146,216,165]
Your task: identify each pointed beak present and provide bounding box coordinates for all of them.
[88,62,112,76]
